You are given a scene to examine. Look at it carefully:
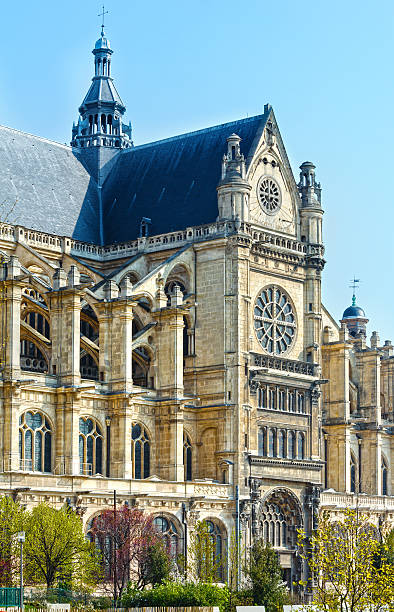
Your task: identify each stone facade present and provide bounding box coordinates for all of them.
[0,27,392,597]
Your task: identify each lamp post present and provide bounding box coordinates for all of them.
[17,532,25,612]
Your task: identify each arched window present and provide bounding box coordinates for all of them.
[20,340,48,373]
[80,354,98,381]
[278,430,285,458]
[205,520,225,581]
[288,431,296,459]
[350,454,357,493]
[297,393,305,413]
[184,433,192,481]
[24,311,50,339]
[289,391,296,412]
[261,502,287,548]
[382,457,388,495]
[87,516,113,579]
[258,427,266,456]
[258,386,266,408]
[269,388,276,410]
[297,432,305,459]
[278,389,285,411]
[268,429,277,457]
[79,417,103,475]
[19,411,52,472]
[153,516,181,558]
[131,423,150,479]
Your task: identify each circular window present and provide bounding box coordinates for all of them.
[257,176,281,215]
[254,285,296,355]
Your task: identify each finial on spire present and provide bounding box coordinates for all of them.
[349,276,360,306]
[98,5,109,36]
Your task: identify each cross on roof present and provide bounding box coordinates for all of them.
[349,276,360,306]
[98,5,109,36]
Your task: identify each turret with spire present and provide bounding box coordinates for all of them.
[71,10,132,150]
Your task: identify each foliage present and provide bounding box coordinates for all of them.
[298,508,394,612]
[91,506,169,600]
[243,540,289,612]
[224,589,254,612]
[122,580,230,611]
[188,520,223,582]
[24,503,101,590]
[0,495,26,586]
[138,540,173,587]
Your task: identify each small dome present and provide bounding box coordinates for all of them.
[342,305,366,319]
[95,35,111,50]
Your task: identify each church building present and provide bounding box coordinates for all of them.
[0,26,393,592]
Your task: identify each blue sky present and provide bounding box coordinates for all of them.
[1,0,393,340]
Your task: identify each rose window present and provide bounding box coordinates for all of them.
[254,285,296,355]
[257,176,281,214]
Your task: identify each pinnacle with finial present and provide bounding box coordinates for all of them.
[98,5,109,36]
[349,276,360,305]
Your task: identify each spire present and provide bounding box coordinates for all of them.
[350,277,360,306]
[71,14,132,150]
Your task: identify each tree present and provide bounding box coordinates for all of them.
[188,520,223,583]
[24,503,100,590]
[91,506,168,600]
[298,508,394,612]
[138,540,173,587]
[0,496,25,586]
[243,540,288,612]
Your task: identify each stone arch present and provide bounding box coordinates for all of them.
[132,344,154,388]
[164,262,191,295]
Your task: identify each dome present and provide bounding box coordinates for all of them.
[342,305,366,319]
[95,35,111,50]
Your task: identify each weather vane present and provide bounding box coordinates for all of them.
[349,276,360,306]
[98,5,109,36]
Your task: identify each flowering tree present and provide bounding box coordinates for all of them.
[298,508,394,612]
[91,506,170,601]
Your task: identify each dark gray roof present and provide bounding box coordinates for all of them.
[102,111,269,244]
[0,110,270,246]
[0,125,100,242]
[82,77,124,107]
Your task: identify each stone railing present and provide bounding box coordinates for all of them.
[321,491,394,511]
[0,218,321,264]
[251,352,317,377]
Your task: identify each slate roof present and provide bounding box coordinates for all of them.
[102,111,269,244]
[0,126,101,242]
[0,110,270,246]
[81,77,124,107]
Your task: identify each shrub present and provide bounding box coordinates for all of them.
[122,580,230,611]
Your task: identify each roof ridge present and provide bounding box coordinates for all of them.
[124,112,266,153]
[0,124,71,150]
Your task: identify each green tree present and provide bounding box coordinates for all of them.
[188,520,223,582]
[24,503,101,590]
[138,540,173,587]
[298,508,394,612]
[243,540,288,612]
[0,496,25,586]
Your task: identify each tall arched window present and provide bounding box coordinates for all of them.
[269,388,276,410]
[79,417,103,475]
[278,430,285,458]
[205,520,225,581]
[184,433,192,481]
[278,390,285,411]
[258,427,266,456]
[268,429,277,457]
[297,432,305,459]
[19,411,52,472]
[288,391,295,412]
[382,457,388,495]
[297,393,305,413]
[153,516,181,558]
[288,431,296,459]
[258,386,266,408]
[131,423,150,479]
[350,454,357,493]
